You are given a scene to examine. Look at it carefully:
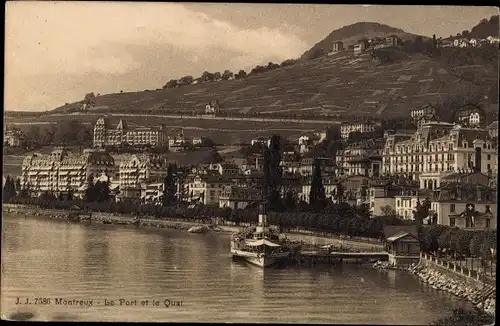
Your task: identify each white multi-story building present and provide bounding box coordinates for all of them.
[118,154,168,200]
[93,118,168,148]
[186,173,232,205]
[336,139,383,177]
[21,148,115,197]
[340,121,377,139]
[382,122,495,189]
[3,125,24,147]
[353,42,365,56]
[394,189,432,220]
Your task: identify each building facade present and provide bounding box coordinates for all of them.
[429,181,496,230]
[382,122,495,189]
[219,186,262,209]
[93,118,168,148]
[21,148,115,197]
[340,122,376,139]
[118,154,168,201]
[336,139,383,177]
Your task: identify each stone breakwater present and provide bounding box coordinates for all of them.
[372,260,406,270]
[409,264,496,316]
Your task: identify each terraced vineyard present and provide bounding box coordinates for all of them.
[49,49,493,119]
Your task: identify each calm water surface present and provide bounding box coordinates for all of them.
[1,214,472,323]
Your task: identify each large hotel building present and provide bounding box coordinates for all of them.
[21,148,116,197]
[93,117,168,148]
[383,121,496,190]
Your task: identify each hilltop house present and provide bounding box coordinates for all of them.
[353,42,366,56]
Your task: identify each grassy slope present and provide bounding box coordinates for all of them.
[48,49,489,120]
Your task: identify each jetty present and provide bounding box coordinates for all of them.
[292,249,389,266]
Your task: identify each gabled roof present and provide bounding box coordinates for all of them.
[383,225,418,239]
[386,231,417,242]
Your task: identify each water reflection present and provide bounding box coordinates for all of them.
[2,214,474,324]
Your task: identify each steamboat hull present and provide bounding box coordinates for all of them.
[231,249,290,268]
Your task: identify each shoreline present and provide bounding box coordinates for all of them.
[409,263,496,316]
[3,204,383,251]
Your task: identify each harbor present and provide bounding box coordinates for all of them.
[2,212,475,324]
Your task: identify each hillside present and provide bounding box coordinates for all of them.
[449,15,499,40]
[50,47,497,121]
[301,21,426,60]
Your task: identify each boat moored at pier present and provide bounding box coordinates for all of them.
[230,206,291,268]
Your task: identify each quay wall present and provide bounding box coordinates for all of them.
[410,253,496,316]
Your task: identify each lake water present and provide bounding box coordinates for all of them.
[1,214,472,324]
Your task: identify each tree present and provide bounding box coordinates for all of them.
[3,176,16,201]
[413,197,431,225]
[283,191,296,211]
[178,76,194,87]
[309,158,326,210]
[469,231,486,257]
[234,70,247,79]
[25,125,42,148]
[201,71,214,83]
[334,182,345,203]
[53,120,89,146]
[163,79,178,89]
[15,178,21,192]
[267,62,280,70]
[380,205,396,217]
[213,72,222,81]
[308,48,325,60]
[163,164,177,207]
[83,92,96,107]
[222,70,233,80]
[264,135,283,211]
[280,59,297,67]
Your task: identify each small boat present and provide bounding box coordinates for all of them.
[188,225,209,233]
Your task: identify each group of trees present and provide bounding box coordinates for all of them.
[418,224,497,260]
[19,120,93,151]
[451,15,499,41]
[162,59,298,89]
[163,69,248,89]
[84,178,111,203]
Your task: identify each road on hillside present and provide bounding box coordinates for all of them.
[43,112,340,125]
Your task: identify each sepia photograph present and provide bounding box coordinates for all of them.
[2,2,498,324]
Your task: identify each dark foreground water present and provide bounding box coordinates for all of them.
[1,214,472,323]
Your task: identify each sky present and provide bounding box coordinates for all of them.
[4,3,498,112]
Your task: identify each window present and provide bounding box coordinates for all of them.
[450,217,456,227]
[486,219,490,228]
[487,155,491,160]
[450,204,455,212]
[397,200,400,207]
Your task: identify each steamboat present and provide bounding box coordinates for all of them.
[230,206,291,268]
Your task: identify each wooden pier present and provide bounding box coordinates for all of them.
[290,250,389,267]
